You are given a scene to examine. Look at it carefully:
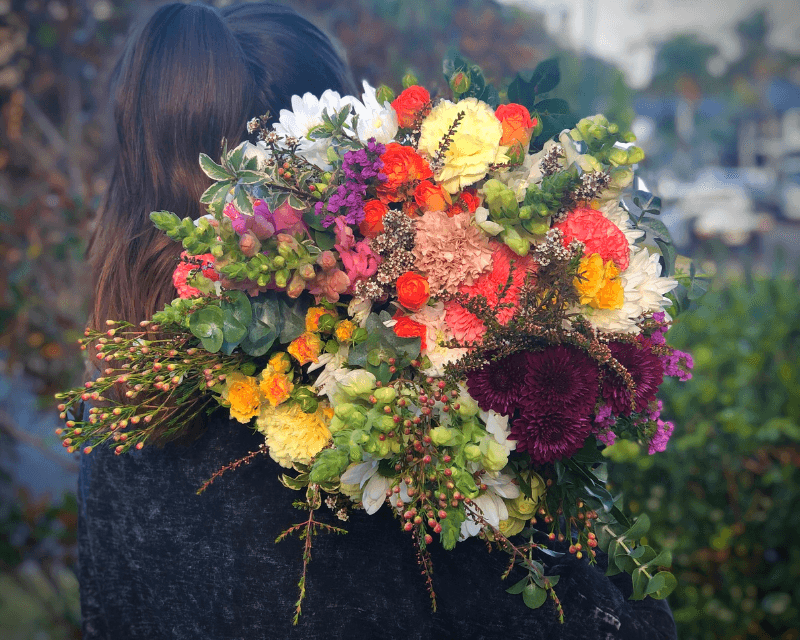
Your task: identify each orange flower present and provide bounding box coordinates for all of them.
[268,352,292,374]
[413,180,452,213]
[376,143,433,203]
[396,271,430,311]
[495,103,537,163]
[392,311,427,351]
[305,306,337,332]
[259,370,294,406]
[391,85,431,128]
[334,319,355,342]
[288,332,323,366]
[358,199,388,237]
[222,373,263,423]
[446,188,481,217]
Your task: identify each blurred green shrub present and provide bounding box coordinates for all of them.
[607,275,800,640]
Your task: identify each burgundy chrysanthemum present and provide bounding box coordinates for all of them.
[511,412,594,464]
[466,352,529,416]
[603,340,664,416]
[518,345,600,416]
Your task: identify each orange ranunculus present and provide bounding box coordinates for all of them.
[447,188,481,216]
[495,104,537,163]
[288,332,323,366]
[359,199,388,237]
[392,311,427,351]
[391,85,431,129]
[376,143,433,203]
[305,306,337,332]
[396,271,430,311]
[413,180,452,213]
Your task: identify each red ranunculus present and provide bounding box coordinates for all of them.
[392,311,427,351]
[358,199,388,237]
[376,143,433,203]
[396,271,430,311]
[391,85,431,129]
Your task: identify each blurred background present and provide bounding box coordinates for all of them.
[1,0,799,638]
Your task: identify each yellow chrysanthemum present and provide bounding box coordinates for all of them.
[259,369,294,407]
[574,253,624,310]
[417,97,507,194]
[222,373,263,423]
[256,402,334,468]
[333,319,355,342]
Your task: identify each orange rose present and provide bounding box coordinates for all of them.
[396,271,430,311]
[495,103,537,162]
[391,85,431,129]
[358,199,388,237]
[376,143,433,203]
[392,311,427,351]
[413,180,452,213]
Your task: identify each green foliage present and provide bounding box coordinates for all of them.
[608,274,800,639]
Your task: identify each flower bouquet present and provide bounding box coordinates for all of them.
[57,57,702,623]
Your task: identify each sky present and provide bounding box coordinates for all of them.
[499,0,800,87]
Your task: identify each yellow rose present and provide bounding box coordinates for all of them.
[256,402,333,468]
[288,332,323,366]
[417,97,508,194]
[259,369,294,406]
[222,373,263,423]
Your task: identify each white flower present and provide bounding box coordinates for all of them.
[460,470,520,538]
[308,348,349,403]
[576,244,678,333]
[353,81,398,144]
[347,297,373,327]
[495,140,561,202]
[473,206,505,236]
[480,409,516,455]
[597,200,644,247]
[341,459,388,515]
[273,90,357,169]
[240,140,271,170]
[408,302,468,377]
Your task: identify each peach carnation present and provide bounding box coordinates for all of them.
[445,242,536,343]
[413,211,493,295]
[553,207,630,271]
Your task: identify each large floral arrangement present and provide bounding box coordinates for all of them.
[57,58,700,623]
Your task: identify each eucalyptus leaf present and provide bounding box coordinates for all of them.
[646,571,677,599]
[522,583,548,609]
[506,577,529,595]
[655,238,677,277]
[622,513,651,541]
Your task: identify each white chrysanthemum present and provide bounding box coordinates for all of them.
[273,90,357,168]
[597,200,645,247]
[576,244,677,333]
[353,81,398,144]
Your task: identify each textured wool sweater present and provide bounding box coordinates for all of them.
[78,412,677,639]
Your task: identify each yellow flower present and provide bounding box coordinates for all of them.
[222,373,263,423]
[417,97,507,194]
[499,517,526,537]
[256,402,334,468]
[268,352,292,374]
[574,253,624,310]
[259,369,294,407]
[288,332,323,366]
[333,319,355,342]
[305,306,337,332]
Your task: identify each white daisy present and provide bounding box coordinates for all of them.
[353,81,398,144]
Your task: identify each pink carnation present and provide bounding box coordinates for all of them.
[172,251,218,299]
[553,207,630,271]
[445,242,536,343]
[413,211,493,295]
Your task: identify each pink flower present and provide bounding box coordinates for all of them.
[444,243,536,343]
[413,211,493,295]
[172,251,218,299]
[553,207,630,271]
[332,216,380,291]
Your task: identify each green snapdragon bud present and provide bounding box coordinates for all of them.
[376,84,395,104]
[449,71,470,96]
[274,268,290,289]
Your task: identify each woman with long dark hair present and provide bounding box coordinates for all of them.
[79,3,677,638]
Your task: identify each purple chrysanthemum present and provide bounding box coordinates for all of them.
[511,411,594,464]
[466,352,529,416]
[518,345,600,416]
[603,340,664,416]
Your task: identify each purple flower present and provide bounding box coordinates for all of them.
[602,340,664,416]
[648,419,674,454]
[510,411,594,465]
[518,345,599,417]
[661,349,693,381]
[466,352,530,416]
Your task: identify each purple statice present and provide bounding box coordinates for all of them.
[661,349,694,381]
[596,429,617,447]
[648,419,675,454]
[593,403,615,429]
[317,138,386,228]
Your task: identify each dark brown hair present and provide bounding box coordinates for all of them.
[88,2,355,336]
